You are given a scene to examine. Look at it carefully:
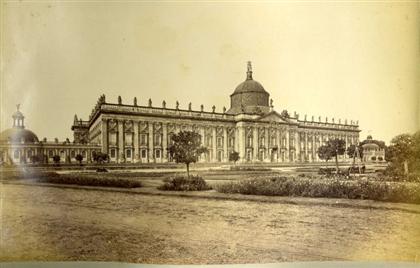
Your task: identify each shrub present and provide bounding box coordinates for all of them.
[229,166,271,171]
[38,174,142,188]
[215,176,420,204]
[158,175,211,191]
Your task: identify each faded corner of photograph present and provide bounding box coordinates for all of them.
[1,1,419,267]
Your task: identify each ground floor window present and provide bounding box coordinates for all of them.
[28,150,33,157]
[217,151,222,162]
[82,151,86,158]
[155,149,161,158]
[110,149,116,158]
[141,149,147,158]
[246,150,251,161]
[48,150,54,158]
[71,150,75,158]
[14,150,20,159]
[126,149,132,158]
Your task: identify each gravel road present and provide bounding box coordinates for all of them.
[1,184,419,264]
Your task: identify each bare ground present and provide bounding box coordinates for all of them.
[1,183,420,264]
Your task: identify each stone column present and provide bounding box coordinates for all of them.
[101,118,108,154]
[212,127,217,162]
[253,127,258,161]
[264,127,269,162]
[118,120,124,163]
[133,121,139,163]
[277,128,281,162]
[237,126,244,162]
[305,131,308,162]
[200,127,206,162]
[295,131,300,162]
[223,127,228,162]
[148,122,154,162]
[285,129,290,162]
[162,123,168,162]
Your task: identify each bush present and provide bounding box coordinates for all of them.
[1,170,60,180]
[215,176,420,204]
[229,166,271,171]
[158,175,211,191]
[38,173,142,188]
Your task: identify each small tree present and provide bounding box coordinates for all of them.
[317,145,333,168]
[30,155,42,164]
[326,139,346,173]
[168,131,207,178]
[229,151,240,165]
[75,154,84,165]
[93,152,109,164]
[387,134,413,174]
[318,139,346,173]
[52,155,61,166]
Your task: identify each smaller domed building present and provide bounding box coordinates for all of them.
[0,106,100,165]
[361,135,386,162]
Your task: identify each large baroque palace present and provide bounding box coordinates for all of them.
[1,62,360,164]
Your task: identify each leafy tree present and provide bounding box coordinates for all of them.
[387,133,414,174]
[318,139,346,173]
[75,154,84,165]
[229,151,240,164]
[317,145,333,168]
[30,155,42,164]
[168,131,207,177]
[92,151,109,164]
[328,139,346,173]
[52,155,61,166]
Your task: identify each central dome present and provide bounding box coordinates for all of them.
[233,79,267,95]
[227,62,270,115]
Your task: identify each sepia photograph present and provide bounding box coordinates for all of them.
[1,1,419,267]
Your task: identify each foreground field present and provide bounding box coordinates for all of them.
[1,184,420,264]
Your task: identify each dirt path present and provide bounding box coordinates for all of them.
[1,184,419,264]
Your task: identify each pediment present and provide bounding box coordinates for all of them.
[257,111,289,123]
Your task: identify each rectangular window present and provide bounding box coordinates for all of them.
[140,134,147,145]
[229,137,234,147]
[155,134,161,146]
[126,149,131,158]
[141,149,147,158]
[110,149,116,158]
[110,133,117,145]
[125,133,133,145]
[217,137,223,147]
[48,150,54,158]
[155,149,161,158]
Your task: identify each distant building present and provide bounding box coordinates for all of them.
[361,135,386,162]
[0,105,100,165]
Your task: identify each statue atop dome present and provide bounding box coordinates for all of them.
[246,61,253,80]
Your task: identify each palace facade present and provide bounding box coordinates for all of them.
[71,62,361,164]
[0,62,360,165]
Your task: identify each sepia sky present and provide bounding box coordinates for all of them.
[1,1,419,144]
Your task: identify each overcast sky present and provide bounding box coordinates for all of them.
[2,1,419,144]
